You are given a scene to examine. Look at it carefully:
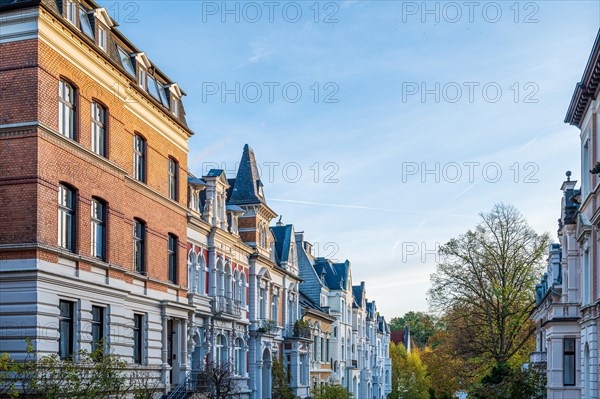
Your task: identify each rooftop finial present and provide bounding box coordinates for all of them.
[276,215,283,226]
[566,170,572,181]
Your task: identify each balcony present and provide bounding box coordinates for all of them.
[212,296,242,318]
[284,321,312,340]
[256,319,279,335]
[529,351,547,365]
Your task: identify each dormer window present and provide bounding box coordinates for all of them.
[171,97,179,117]
[65,0,77,25]
[147,75,161,101]
[257,181,264,198]
[97,27,107,51]
[117,47,135,76]
[138,68,147,89]
[79,7,94,38]
[159,85,170,109]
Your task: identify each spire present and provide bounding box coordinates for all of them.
[229,144,266,205]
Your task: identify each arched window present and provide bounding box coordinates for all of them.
[240,272,247,307]
[216,334,228,365]
[91,197,106,260]
[198,252,207,295]
[58,184,76,252]
[91,101,107,156]
[258,223,266,248]
[233,270,240,302]
[59,80,76,139]
[385,370,389,384]
[234,338,244,376]
[217,259,224,296]
[188,250,197,293]
[224,261,232,299]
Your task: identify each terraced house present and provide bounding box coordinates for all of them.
[0,0,392,398]
[0,0,193,392]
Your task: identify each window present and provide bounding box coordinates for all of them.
[168,234,177,283]
[259,287,266,319]
[564,338,576,386]
[159,85,169,108]
[91,306,104,355]
[320,337,324,361]
[133,135,146,182]
[313,336,318,361]
[65,0,77,25]
[59,300,74,359]
[583,138,590,198]
[147,75,161,101]
[79,7,94,38]
[58,184,76,251]
[216,334,227,365]
[271,293,278,321]
[171,96,179,117]
[118,47,135,76]
[97,27,107,51]
[583,249,591,305]
[133,219,145,274]
[91,198,106,260]
[326,338,330,361]
[91,102,106,157]
[133,314,143,364]
[168,158,178,201]
[234,338,244,376]
[59,80,76,139]
[138,68,147,89]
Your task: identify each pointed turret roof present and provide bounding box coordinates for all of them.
[229,144,266,205]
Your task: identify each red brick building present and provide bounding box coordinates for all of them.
[0,0,193,392]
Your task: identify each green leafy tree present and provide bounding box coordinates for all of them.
[389,311,441,348]
[470,363,546,399]
[389,343,429,399]
[271,356,295,399]
[429,204,549,368]
[0,340,161,398]
[313,384,352,399]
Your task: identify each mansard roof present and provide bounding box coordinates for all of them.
[352,283,365,309]
[566,29,600,128]
[0,0,192,133]
[271,224,294,263]
[229,144,266,206]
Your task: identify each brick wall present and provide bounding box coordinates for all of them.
[0,37,190,296]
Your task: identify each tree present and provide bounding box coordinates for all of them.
[389,311,441,348]
[389,342,429,399]
[271,356,295,399]
[313,384,352,399]
[429,203,549,367]
[469,363,546,399]
[194,361,240,399]
[0,340,161,399]
[421,329,481,399]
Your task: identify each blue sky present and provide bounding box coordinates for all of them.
[102,0,599,317]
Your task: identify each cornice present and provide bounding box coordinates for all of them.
[566,30,600,127]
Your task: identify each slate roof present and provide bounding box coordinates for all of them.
[188,176,207,187]
[206,169,225,177]
[313,258,350,291]
[0,0,192,132]
[271,224,294,264]
[229,144,266,205]
[352,284,365,308]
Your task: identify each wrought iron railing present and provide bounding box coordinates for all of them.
[285,322,312,339]
[256,319,278,334]
[212,296,242,317]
